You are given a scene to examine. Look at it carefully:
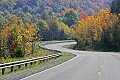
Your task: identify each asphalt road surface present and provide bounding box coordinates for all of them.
[22,42,120,80]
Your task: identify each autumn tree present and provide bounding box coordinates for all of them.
[74,10,119,51]
[0,18,38,57]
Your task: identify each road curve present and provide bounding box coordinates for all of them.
[22,42,120,80]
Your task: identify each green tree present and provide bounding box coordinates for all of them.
[111,20,120,51]
[62,11,78,27]
[111,0,120,15]
[41,11,50,21]
[36,19,50,40]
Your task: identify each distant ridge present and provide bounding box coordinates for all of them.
[0,0,113,18]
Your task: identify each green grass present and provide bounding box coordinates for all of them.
[63,44,75,49]
[65,44,120,54]
[0,40,77,80]
[0,53,76,80]
[0,41,56,63]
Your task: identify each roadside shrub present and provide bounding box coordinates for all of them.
[15,49,25,58]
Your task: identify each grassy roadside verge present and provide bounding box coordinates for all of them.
[64,43,120,54]
[63,44,75,49]
[0,40,75,63]
[0,41,56,63]
[0,53,76,80]
[0,40,76,80]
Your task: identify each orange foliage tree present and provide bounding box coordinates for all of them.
[71,9,118,50]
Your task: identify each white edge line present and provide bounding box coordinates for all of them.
[21,42,120,80]
[21,52,78,80]
[21,41,120,80]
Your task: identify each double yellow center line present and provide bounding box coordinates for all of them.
[98,56,104,76]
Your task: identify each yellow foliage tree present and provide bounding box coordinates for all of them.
[0,19,38,57]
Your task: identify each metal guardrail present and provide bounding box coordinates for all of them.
[0,40,75,75]
[0,53,62,75]
[0,43,62,75]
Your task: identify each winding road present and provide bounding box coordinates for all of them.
[22,42,120,80]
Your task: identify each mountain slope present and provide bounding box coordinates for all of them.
[0,0,113,19]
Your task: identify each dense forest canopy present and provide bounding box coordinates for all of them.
[0,0,120,59]
[0,0,113,40]
[0,0,113,18]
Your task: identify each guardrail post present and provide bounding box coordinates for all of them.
[39,60,41,64]
[0,44,62,75]
[43,59,45,63]
[11,66,14,72]
[30,62,33,65]
[18,65,21,69]
[34,61,36,64]
[25,63,27,67]
[2,68,5,75]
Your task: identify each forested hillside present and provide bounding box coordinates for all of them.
[0,0,113,18]
[0,0,120,60]
[70,0,120,52]
[0,0,113,40]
